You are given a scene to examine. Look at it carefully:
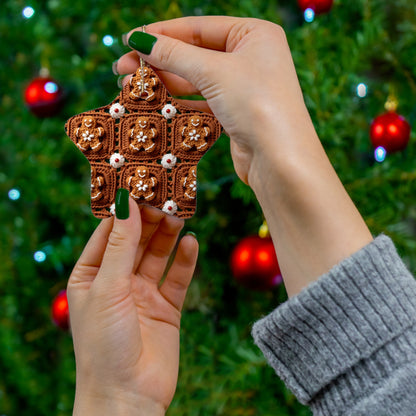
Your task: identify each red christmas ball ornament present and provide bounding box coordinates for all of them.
[230,235,282,290]
[298,0,334,14]
[370,111,411,154]
[51,290,69,330]
[24,76,64,117]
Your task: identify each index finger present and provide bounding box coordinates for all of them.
[133,15,244,52]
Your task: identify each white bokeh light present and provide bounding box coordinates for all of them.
[356,83,368,98]
[8,189,21,200]
[22,6,35,19]
[44,81,58,94]
[103,35,114,46]
[34,250,47,263]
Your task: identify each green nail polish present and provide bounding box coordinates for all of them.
[116,188,129,219]
[128,31,157,55]
[186,231,197,239]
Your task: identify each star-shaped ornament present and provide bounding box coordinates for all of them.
[65,65,222,219]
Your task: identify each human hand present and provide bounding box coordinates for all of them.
[67,196,198,415]
[116,16,313,185]
[116,17,372,296]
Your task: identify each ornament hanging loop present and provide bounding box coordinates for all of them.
[385,86,398,112]
[39,67,50,78]
[385,95,398,112]
[139,26,146,95]
[258,220,270,239]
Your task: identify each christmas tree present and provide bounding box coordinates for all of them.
[1,0,415,415]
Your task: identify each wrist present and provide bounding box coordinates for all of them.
[245,94,318,182]
[73,389,165,416]
[246,116,372,296]
[247,107,322,197]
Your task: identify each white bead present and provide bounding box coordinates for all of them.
[109,153,125,168]
[161,153,177,169]
[162,200,178,215]
[109,103,126,118]
[162,104,177,119]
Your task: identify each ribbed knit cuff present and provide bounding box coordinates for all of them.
[251,235,416,413]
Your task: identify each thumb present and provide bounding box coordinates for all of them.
[96,189,142,285]
[126,30,218,92]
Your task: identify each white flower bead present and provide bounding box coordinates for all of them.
[110,153,125,168]
[161,153,177,169]
[109,203,116,216]
[161,104,177,119]
[162,200,178,215]
[109,103,125,118]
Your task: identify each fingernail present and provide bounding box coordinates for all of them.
[122,33,128,46]
[186,231,197,239]
[116,188,130,220]
[117,75,125,89]
[128,31,157,55]
[112,60,119,76]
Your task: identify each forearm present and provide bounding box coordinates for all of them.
[248,106,373,296]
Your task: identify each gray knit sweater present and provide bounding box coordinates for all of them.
[252,235,416,416]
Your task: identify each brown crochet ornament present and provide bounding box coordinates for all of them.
[65,65,222,219]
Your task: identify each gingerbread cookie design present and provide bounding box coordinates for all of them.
[181,116,210,152]
[65,65,222,219]
[129,66,159,101]
[182,166,197,200]
[91,167,105,201]
[129,116,157,152]
[76,116,104,151]
[128,166,157,201]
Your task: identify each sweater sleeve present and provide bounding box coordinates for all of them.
[251,235,416,416]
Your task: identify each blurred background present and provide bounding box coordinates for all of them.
[1,0,416,414]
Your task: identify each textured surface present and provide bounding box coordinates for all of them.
[65,66,222,218]
[252,235,416,415]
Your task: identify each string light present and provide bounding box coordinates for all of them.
[304,8,315,22]
[356,83,368,98]
[34,251,47,263]
[374,146,387,163]
[44,81,58,93]
[22,6,35,19]
[102,35,114,46]
[8,189,21,200]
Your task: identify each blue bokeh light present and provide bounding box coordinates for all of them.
[103,35,114,46]
[374,146,387,163]
[304,8,315,22]
[44,81,58,94]
[34,251,47,263]
[22,6,35,19]
[8,189,21,200]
